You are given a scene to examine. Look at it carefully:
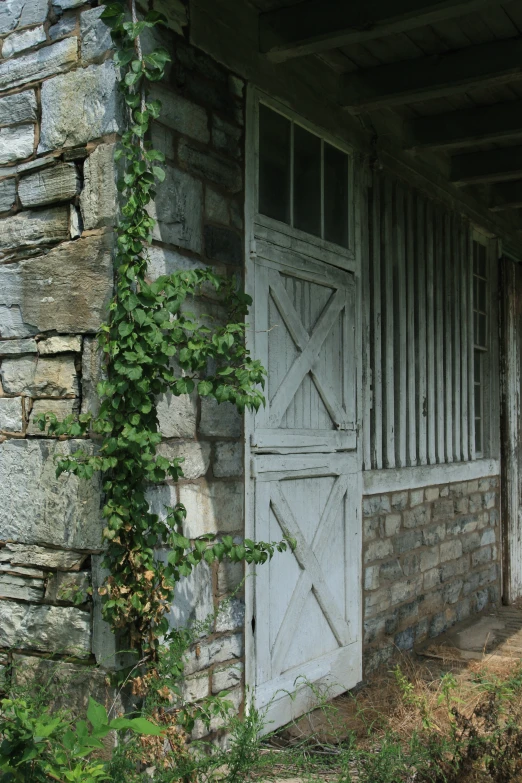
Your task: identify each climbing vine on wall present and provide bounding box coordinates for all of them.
[37,0,290,673]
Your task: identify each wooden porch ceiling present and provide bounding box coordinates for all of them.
[255,0,522,223]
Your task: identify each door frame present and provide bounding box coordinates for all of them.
[243,86,364,721]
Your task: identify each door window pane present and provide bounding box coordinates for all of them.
[259,104,291,223]
[293,124,321,237]
[324,142,348,248]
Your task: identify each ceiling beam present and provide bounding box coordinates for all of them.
[489,181,522,211]
[406,101,522,152]
[260,0,506,62]
[340,37,522,113]
[451,146,522,186]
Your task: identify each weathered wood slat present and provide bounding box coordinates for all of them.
[435,208,445,462]
[451,144,522,185]
[361,170,372,470]
[384,177,396,468]
[416,197,428,465]
[406,189,417,466]
[426,202,437,464]
[397,184,407,467]
[260,0,508,61]
[468,228,476,459]
[444,214,454,461]
[460,224,470,461]
[371,170,383,469]
[453,217,462,461]
[340,37,522,112]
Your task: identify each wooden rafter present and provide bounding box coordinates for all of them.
[489,181,522,211]
[259,0,506,62]
[340,37,522,113]
[406,101,522,152]
[451,146,522,186]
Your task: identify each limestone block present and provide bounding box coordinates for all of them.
[1,543,87,570]
[158,552,213,630]
[80,143,118,229]
[403,504,430,529]
[0,560,46,579]
[216,560,243,596]
[91,555,118,670]
[0,574,45,601]
[149,165,203,253]
[184,633,243,675]
[156,391,197,438]
[0,234,113,337]
[45,570,90,604]
[364,565,380,591]
[394,530,422,554]
[38,336,82,355]
[0,38,77,92]
[0,90,37,126]
[0,338,37,355]
[391,491,408,511]
[199,397,242,437]
[0,124,34,165]
[384,513,401,537]
[53,0,84,9]
[27,398,78,434]
[80,7,112,62]
[440,539,463,563]
[12,655,121,716]
[204,224,242,265]
[19,163,80,207]
[1,355,78,396]
[0,602,91,656]
[81,337,104,416]
[0,0,48,35]
[0,439,102,550]
[39,61,122,152]
[178,138,242,193]
[2,25,46,58]
[212,662,243,693]
[0,178,16,213]
[50,16,77,40]
[420,546,440,571]
[180,672,209,703]
[146,484,176,521]
[205,186,230,225]
[150,84,209,144]
[157,440,211,480]
[211,115,242,158]
[178,480,244,538]
[363,494,391,517]
[146,245,205,280]
[214,442,243,477]
[0,397,23,431]
[215,597,244,633]
[364,539,393,564]
[0,207,69,254]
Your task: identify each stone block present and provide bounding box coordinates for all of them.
[159,553,213,631]
[0,38,77,92]
[365,587,391,617]
[424,487,439,502]
[178,480,243,538]
[391,491,408,511]
[394,530,422,554]
[50,15,77,40]
[455,598,472,623]
[0,178,16,213]
[80,6,112,62]
[449,481,467,498]
[151,84,209,143]
[440,485,450,497]
[19,163,79,207]
[364,565,380,590]
[483,491,497,510]
[0,339,37,355]
[156,390,197,438]
[461,531,481,553]
[0,0,48,34]
[178,138,242,193]
[200,397,242,437]
[0,574,44,601]
[363,494,391,517]
[53,0,84,8]
[391,576,422,605]
[422,523,446,545]
[230,199,243,230]
[395,627,415,651]
[403,504,430,529]
[38,336,82,355]
[474,589,489,613]
[204,224,242,265]
[157,440,210,480]
[27,398,78,434]
[384,513,401,537]
[423,567,441,590]
[212,115,242,158]
[212,662,243,694]
[0,89,36,126]
[214,442,243,477]
[480,528,496,546]
[217,560,244,596]
[410,489,424,507]
[0,207,69,255]
[0,234,113,337]
[0,397,23,431]
[0,602,91,656]
[442,579,463,604]
[469,493,483,513]
[432,499,454,521]
[215,597,245,633]
[364,516,381,541]
[446,515,478,537]
[472,546,492,567]
[441,555,469,582]
[364,539,393,563]
[462,571,480,596]
[184,633,243,675]
[0,439,102,550]
[149,165,203,253]
[146,244,205,280]
[479,564,498,586]
[398,598,419,625]
[420,546,440,571]
[454,496,469,515]
[45,570,90,604]
[379,558,403,582]
[0,124,34,165]
[478,476,498,491]
[80,337,104,417]
[80,143,118,229]
[1,355,78,397]
[1,543,87,571]
[205,186,230,225]
[39,61,122,152]
[440,539,463,563]
[364,616,386,644]
[3,25,46,58]
[180,672,209,703]
[401,552,420,576]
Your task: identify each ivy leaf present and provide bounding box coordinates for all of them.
[198,380,213,396]
[118,321,134,337]
[152,166,166,183]
[87,698,108,731]
[144,48,171,70]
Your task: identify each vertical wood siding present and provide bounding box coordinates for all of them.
[363,169,473,470]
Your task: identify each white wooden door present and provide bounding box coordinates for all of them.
[250,238,361,730]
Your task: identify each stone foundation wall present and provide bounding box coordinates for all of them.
[363,476,501,672]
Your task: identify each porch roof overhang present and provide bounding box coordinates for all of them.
[254,0,522,242]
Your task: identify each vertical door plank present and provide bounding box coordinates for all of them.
[416,197,428,465]
[361,167,372,470]
[453,217,462,461]
[397,184,407,467]
[255,480,273,685]
[406,189,417,465]
[371,170,383,470]
[384,176,396,468]
[435,207,446,462]
[426,201,437,464]
[444,213,454,462]
[460,223,470,461]
[468,228,476,460]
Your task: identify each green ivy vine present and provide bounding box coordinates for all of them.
[37,0,290,674]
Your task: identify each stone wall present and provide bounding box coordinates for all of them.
[363,476,501,672]
[0,0,119,694]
